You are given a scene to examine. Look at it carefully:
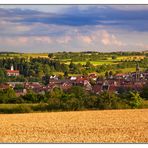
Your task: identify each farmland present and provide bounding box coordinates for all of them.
[0,109,148,143]
[0,53,49,59]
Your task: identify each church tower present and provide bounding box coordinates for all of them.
[11,65,14,71]
[136,63,140,81]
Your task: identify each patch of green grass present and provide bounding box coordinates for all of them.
[0,103,48,114]
[120,67,145,73]
[61,60,118,66]
[141,100,148,108]
[0,53,49,59]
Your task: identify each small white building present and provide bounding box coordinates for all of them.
[6,65,20,76]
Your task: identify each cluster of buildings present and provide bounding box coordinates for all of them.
[0,64,148,96]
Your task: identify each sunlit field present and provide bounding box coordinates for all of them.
[0,109,148,143]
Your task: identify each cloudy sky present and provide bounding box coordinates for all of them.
[0,5,148,53]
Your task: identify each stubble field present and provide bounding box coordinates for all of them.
[0,109,148,143]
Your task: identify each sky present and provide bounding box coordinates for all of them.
[0,5,148,53]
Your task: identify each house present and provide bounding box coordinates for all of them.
[61,82,73,91]
[6,65,20,77]
[50,75,58,80]
[7,82,24,88]
[15,89,27,97]
[75,76,88,85]
[89,73,97,81]
[92,80,118,94]
[115,73,127,79]
[24,82,42,92]
[0,83,10,90]
[84,80,92,91]
[70,76,77,80]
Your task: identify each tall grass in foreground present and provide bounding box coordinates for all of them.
[0,100,148,114]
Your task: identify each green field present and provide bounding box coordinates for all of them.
[0,103,48,114]
[0,53,49,59]
[61,60,118,66]
[0,53,146,76]
[0,100,148,114]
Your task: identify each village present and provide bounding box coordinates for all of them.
[0,63,148,97]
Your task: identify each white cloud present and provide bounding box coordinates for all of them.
[56,36,72,44]
[135,42,148,49]
[79,35,93,44]
[101,30,125,47]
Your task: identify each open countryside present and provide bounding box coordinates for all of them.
[0,51,148,113]
[1,5,148,143]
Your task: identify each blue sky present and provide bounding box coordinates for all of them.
[0,5,148,53]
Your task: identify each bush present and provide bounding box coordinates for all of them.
[0,104,32,114]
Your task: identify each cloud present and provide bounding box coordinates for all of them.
[0,6,148,52]
[34,36,52,44]
[79,35,93,44]
[0,36,53,47]
[1,6,148,31]
[56,36,72,44]
[135,42,148,49]
[101,30,125,46]
[101,30,110,45]
[0,37,28,46]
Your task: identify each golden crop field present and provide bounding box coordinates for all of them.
[0,109,148,143]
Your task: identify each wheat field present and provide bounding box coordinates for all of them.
[0,109,148,143]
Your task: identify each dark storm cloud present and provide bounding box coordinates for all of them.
[0,5,148,31]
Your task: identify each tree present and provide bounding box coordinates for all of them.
[0,88,17,103]
[64,71,68,77]
[65,98,81,111]
[0,69,6,83]
[96,92,120,109]
[69,61,75,69]
[49,87,63,99]
[70,86,85,99]
[0,69,5,78]
[112,55,117,60]
[90,78,96,85]
[5,88,16,99]
[85,61,91,67]
[48,53,54,59]
[141,84,148,100]
[43,64,51,75]
[105,71,109,78]
[14,84,24,90]
[128,92,142,108]
[22,91,37,103]
[109,71,113,77]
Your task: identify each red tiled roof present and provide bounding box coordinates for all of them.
[6,70,19,73]
[108,85,117,92]
[89,73,97,78]
[92,85,102,93]
[0,84,10,89]
[76,77,88,83]
[116,73,126,77]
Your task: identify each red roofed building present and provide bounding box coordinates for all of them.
[6,65,20,77]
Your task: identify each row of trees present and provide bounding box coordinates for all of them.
[50,51,145,62]
[1,85,148,112]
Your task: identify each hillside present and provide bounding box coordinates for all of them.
[0,109,148,143]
